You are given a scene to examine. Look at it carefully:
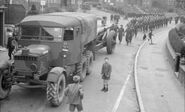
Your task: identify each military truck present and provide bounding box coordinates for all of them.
[0,12,116,106]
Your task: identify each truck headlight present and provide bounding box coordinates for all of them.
[30,63,37,72]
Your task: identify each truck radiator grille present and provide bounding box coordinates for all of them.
[14,56,37,61]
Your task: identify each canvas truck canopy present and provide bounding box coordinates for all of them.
[18,12,98,45]
[48,12,98,45]
[18,14,80,27]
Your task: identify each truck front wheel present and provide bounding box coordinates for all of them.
[0,69,12,100]
[47,73,66,106]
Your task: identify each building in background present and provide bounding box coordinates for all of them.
[26,0,63,10]
[140,0,175,10]
[167,0,175,8]
[142,0,152,7]
[2,0,78,12]
[175,0,185,9]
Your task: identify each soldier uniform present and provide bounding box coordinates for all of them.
[126,27,134,45]
[101,57,112,92]
[65,76,84,112]
[118,25,124,44]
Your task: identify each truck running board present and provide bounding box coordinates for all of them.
[16,83,46,88]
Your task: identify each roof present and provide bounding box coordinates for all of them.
[19,12,97,28]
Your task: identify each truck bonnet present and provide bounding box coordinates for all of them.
[15,45,50,56]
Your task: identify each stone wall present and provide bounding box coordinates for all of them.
[167,27,185,87]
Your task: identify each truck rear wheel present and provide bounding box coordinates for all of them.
[106,31,116,54]
[0,69,12,100]
[47,73,66,106]
[76,56,87,82]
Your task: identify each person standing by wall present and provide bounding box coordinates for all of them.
[65,75,84,112]
[148,30,154,44]
[101,57,112,92]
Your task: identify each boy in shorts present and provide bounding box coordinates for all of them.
[101,57,112,92]
[65,75,84,112]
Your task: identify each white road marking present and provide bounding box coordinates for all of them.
[111,73,132,112]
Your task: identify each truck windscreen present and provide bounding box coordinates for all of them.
[21,26,63,41]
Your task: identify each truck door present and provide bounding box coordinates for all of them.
[0,11,4,46]
[63,27,81,65]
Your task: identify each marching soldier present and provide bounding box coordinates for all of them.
[118,25,124,44]
[101,57,112,92]
[65,75,84,112]
[125,28,132,46]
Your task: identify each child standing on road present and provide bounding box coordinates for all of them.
[101,57,112,92]
[65,76,84,112]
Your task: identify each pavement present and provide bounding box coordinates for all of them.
[0,8,183,112]
[137,22,185,112]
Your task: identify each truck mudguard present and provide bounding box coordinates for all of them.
[0,60,11,71]
[47,67,66,83]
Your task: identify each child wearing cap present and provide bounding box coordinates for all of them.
[101,57,112,92]
[64,75,84,112]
